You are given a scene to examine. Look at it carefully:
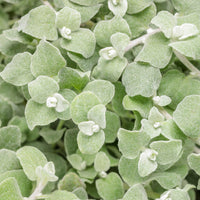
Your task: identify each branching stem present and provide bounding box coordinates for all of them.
[125,29,161,52]
[41,0,55,10]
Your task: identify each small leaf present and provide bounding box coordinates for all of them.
[96,172,124,200]
[56,6,81,31]
[0,52,33,86]
[88,104,106,129]
[0,149,21,174]
[47,190,80,200]
[135,32,172,68]
[84,80,115,105]
[0,125,21,151]
[67,154,86,171]
[39,127,65,144]
[20,5,58,40]
[94,151,110,172]
[31,40,66,77]
[122,62,162,97]
[150,140,182,165]
[94,15,131,47]
[63,0,101,23]
[122,184,148,200]
[0,177,23,200]
[138,149,158,177]
[58,67,89,91]
[16,146,47,181]
[77,130,105,154]
[92,57,128,82]
[110,32,130,57]
[151,11,175,38]
[78,121,97,136]
[187,153,200,176]
[69,0,105,6]
[173,95,200,138]
[124,4,156,38]
[61,28,96,58]
[70,91,101,124]
[127,0,153,14]
[108,0,128,17]
[104,111,121,143]
[123,95,153,118]
[25,100,57,130]
[28,76,59,104]
[118,128,150,159]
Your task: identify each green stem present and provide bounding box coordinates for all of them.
[56,120,65,131]
[156,105,172,120]
[41,0,55,10]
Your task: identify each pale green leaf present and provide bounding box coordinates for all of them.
[173,95,200,138]
[0,52,33,86]
[47,190,80,200]
[136,32,172,68]
[187,153,200,175]
[31,40,66,77]
[16,146,47,181]
[70,91,101,124]
[77,130,105,154]
[61,28,96,58]
[118,128,150,159]
[96,172,124,200]
[0,177,23,200]
[94,15,131,47]
[127,0,153,14]
[84,80,115,105]
[25,100,57,130]
[108,0,128,17]
[0,126,21,151]
[122,62,162,97]
[20,5,58,40]
[69,0,105,6]
[94,151,110,172]
[28,76,59,104]
[56,6,81,31]
[92,57,128,82]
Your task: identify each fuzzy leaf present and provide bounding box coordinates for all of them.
[92,57,128,82]
[28,76,59,104]
[56,6,81,31]
[127,0,153,14]
[0,52,33,86]
[118,128,150,159]
[20,5,58,40]
[187,153,200,175]
[61,28,96,58]
[0,126,21,151]
[25,100,57,130]
[122,62,162,97]
[173,95,200,138]
[94,151,110,172]
[0,177,23,200]
[96,173,124,200]
[16,146,47,181]
[150,140,182,165]
[31,40,66,77]
[77,130,105,154]
[84,80,115,105]
[47,190,80,200]
[136,32,172,68]
[108,0,128,17]
[70,91,101,124]
[94,15,131,47]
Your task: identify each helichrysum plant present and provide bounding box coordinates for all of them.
[1,0,200,199]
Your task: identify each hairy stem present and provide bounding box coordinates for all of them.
[41,0,55,10]
[26,182,46,200]
[173,50,200,76]
[56,120,65,131]
[157,106,173,120]
[125,29,161,52]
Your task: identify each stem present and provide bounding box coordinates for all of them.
[26,182,46,200]
[56,120,65,131]
[41,0,55,10]
[157,106,173,120]
[125,29,161,52]
[173,50,200,76]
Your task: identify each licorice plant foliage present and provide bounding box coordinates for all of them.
[0,0,200,199]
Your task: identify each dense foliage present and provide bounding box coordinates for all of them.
[0,0,200,199]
